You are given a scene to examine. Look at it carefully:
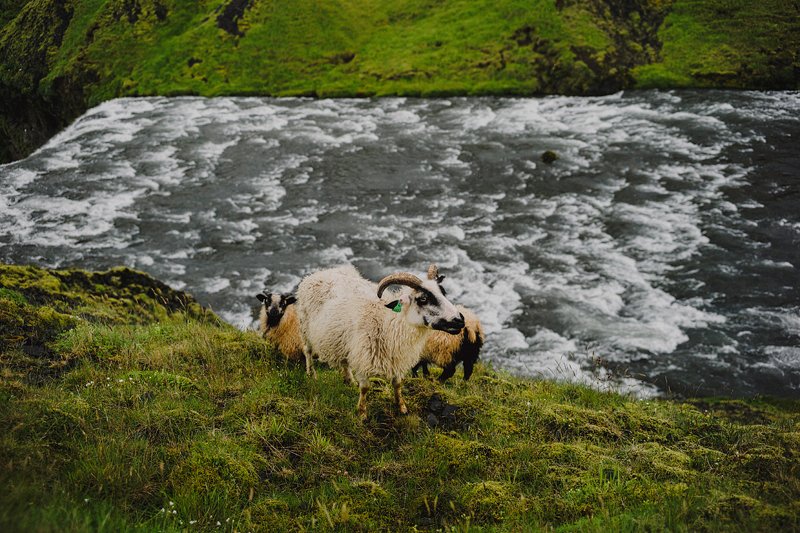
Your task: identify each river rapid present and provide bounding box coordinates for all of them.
[1,91,798,397]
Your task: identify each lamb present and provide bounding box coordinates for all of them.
[256,291,304,362]
[413,305,484,382]
[295,264,465,419]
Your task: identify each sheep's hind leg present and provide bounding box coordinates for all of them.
[392,376,408,415]
[357,378,370,420]
[303,343,316,378]
[341,361,354,385]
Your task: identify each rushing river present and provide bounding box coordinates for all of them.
[1,91,798,397]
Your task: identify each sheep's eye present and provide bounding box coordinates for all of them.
[417,295,429,306]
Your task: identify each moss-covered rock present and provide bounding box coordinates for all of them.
[458,480,517,522]
[0,264,212,324]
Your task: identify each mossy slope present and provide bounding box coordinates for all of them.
[1,0,799,162]
[1,263,798,531]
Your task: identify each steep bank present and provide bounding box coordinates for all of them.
[1,262,799,530]
[1,0,798,163]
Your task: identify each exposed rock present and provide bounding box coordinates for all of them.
[542,150,558,164]
[112,0,141,24]
[216,0,253,37]
[329,51,355,65]
[423,393,463,429]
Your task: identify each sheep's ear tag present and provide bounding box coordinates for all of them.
[386,300,402,312]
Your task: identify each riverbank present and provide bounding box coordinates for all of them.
[1,263,798,530]
[1,0,799,163]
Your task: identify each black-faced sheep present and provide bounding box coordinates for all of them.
[256,291,304,362]
[413,304,484,382]
[295,264,465,419]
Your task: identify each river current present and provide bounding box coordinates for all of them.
[1,91,798,397]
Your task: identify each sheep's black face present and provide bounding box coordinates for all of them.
[256,292,296,328]
[414,283,464,335]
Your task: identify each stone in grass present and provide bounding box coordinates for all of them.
[423,394,461,429]
[541,150,558,164]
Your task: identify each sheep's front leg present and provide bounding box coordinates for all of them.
[438,361,458,383]
[357,378,370,420]
[392,376,408,415]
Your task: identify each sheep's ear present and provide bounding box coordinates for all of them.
[284,294,297,306]
[256,293,269,302]
[437,275,445,284]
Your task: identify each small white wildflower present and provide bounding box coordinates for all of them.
[118,379,124,383]
[169,501,174,507]
[189,520,197,525]
[216,521,221,526]
[160,508,165,513]
[84,498,89,503]
[225,518,230,523]
[172,510,177,515]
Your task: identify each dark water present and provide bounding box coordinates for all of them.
[1,91,798,397]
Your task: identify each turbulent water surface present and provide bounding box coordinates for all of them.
[2,91,799,397]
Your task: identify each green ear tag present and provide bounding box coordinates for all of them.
[392,302,402,313]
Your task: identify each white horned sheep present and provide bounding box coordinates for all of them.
[256,291,304,362]
[295,264,465,419]
[413,304,484,382]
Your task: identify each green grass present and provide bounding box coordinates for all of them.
[1,0,798,161]
[1,262,799,531]
[634,0,800,89]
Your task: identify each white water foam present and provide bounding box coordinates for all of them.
[3,92,798,397]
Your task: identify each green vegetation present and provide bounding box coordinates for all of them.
[1,262,799,531]
[635,0,800,89]
[1,0,798,162]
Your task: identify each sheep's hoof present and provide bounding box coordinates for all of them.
[398,403,408,415]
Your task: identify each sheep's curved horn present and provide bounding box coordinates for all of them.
[377,272,425,298]
[427,264,439,280]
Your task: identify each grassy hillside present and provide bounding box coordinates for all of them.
[1,262,799,531]
[1,0,798,162]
